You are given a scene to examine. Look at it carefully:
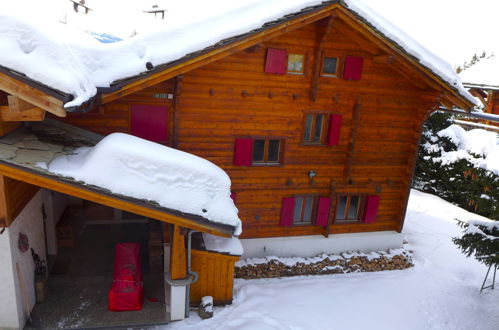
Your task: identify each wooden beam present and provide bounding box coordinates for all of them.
[469,89,488,110]
[344,97,362,181]
[101,8,341,104]
[0,105,45,122]
[0,72,66,117]
[170,225,187,280]
[0,163,232,236]
[310,16,336,102]
[372,54,395,64]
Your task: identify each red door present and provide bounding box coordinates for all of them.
[130,105,169,142]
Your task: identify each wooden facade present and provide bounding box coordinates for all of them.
[56,17,444,239]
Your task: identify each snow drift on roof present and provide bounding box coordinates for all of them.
[0,0,475,107]
[47,133,242,235]
[459,55,499,89]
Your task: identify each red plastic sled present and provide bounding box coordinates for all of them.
[108,243,144,311]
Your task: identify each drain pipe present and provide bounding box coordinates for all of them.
[164,228,198,320]
[185,230,199,318]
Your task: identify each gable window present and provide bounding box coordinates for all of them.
[335,195,363,222]
[303,113,326,144]
[252,139,281,164]
[322,56,338,77]
[287,54,305,75]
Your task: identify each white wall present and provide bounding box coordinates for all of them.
[240,231,404,258]
[0,226,19,330]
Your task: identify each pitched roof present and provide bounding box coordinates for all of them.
[0,0,475,110]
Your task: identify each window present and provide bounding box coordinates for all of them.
[252,139,281,164]
[303,113,327,144]
[287,54,305,75]
[335,195,363,222]
[322,56,338,77]
[293,196,317,225]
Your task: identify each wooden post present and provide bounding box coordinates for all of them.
[170,225,187,280]
[310,15,335,102]
[0,175,7,227]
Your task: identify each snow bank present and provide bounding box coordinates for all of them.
[0,0,475,107]
[202,233,243,256]
[431,124,499,174]
[47,133,241,234]
[459,55,499,88]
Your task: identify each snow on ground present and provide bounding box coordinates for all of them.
[163,189,498,330]
[46,133,241,234]
[0,0,475,107]
[434,124,499,175]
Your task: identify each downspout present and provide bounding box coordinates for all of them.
[164,228,198,319]
[185,230,199,318]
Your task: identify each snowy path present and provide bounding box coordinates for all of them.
[164,190,499,330]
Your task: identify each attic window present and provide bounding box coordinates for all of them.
[287,54,305,75]
[322,56,338,77]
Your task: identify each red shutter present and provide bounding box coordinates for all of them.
[363,195,380,223]
[234,139,253,166]
[327,114,342,146]
[265,48,288,74]
[280,197,295,227]
[343,56,363,80]
[316,197,331,226]
[130,105,168,142]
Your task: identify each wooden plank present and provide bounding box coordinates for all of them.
[0,105,45,122]
[170,225,187,280]
[0,72,66,117]
[0,163,232,236]
[310,16,335,101]
[0,175,7,227]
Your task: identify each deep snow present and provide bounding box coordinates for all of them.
[0,0,475,107]
[163,189,499,330]
[46,133,241,234]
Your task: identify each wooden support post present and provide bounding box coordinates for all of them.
[0,175,7,227]
[310,15,335,102]
[0,96,46,121]
[172,75,183,148]
[323,178,337,237]
[170,225,187,280]
[344,97,362,181]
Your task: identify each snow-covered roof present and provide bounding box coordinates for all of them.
[0,120,241,235]
[459,55,499,90]
[0,0,475,108]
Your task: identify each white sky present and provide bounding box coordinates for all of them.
[360,0,499,66]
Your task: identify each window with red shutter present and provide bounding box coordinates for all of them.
[280,197,295,227]
[343,56,363,80]
[265,48,288,75]
[363,195,380,223]
[326,114,342,146]
[234,139,253,166]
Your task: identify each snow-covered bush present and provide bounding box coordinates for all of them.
[414,112,499,220]
[453,220,499,267]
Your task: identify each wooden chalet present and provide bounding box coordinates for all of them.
[0,1,475,328]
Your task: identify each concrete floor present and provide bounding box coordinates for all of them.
[28,216,168,329]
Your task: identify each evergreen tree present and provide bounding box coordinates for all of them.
[453,220,499,267]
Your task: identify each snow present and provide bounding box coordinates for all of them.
[46,133,241,235]
[459,55,499,88]
[202,233,243,256]
[0,0,475,107]
[433,125,499,174]
[163,189,499,330]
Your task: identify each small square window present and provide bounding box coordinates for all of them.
[322,57,338,77]
[252,139,282,164]
[293,196,317,224]
[335,195,363,222]
[303,113,327,144]
[287,54,305,75]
